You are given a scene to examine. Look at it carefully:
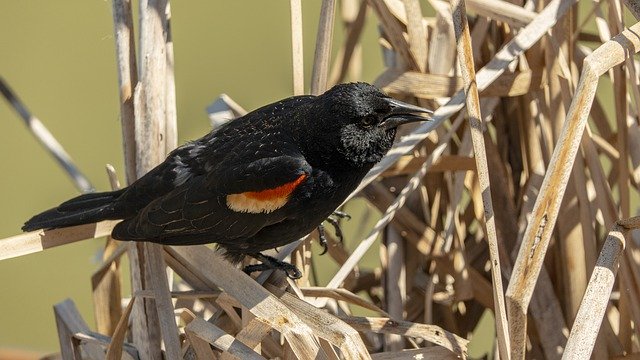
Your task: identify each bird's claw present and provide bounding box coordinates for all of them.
[243,253,303,279]
[315,210,350,254]
[282,265,303,279]
[326,216,346,244]
[317,223,328,255]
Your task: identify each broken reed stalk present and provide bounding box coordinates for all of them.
[290,0,304,96]
[91,167,123,336]
[450,1,510,359]
[167,246,329,359]
[111,0,138,184]
[310,0,336,95]
[164,2,177,153]
[562,216,640,359]
[0,220,118,261]
[0,77,94,193]
[136,0,181,358]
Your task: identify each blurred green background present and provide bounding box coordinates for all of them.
[0,0,387,352]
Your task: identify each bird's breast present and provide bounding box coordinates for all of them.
[295,168,366,212]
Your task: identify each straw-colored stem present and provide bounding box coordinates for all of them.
[562,217,640,359]
[290,0,304,95]
[164,2,177,153]
[383,227,405,351]
[112,0,138,184]
[450,1,510,358]
[310,0,336,95]
[0,221,118,261]
[131,0,181,358]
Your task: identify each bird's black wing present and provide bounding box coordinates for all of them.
[111,152,312,245]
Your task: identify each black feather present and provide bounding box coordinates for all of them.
[22,190,124,231]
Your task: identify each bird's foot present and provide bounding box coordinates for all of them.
[317,223,329,255]
[325,217,345,244]
[316,210,350,255]
[243,253,302,279]
[327,210,350,244]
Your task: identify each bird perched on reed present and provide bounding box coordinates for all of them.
[23,82,432,278]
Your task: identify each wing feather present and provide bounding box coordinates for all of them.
[111,155,311,245]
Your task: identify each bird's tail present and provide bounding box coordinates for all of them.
[22,189,126,231]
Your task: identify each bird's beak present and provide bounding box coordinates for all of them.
[381,98,433,130]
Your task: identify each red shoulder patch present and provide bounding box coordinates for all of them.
[244,174,307,201]
[226,174,307,213]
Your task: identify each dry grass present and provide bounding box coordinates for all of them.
[2,0,640,359]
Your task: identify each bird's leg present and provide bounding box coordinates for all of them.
[243,253,302,279]
[317,223,329,255]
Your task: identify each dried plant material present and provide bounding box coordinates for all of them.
[207,94,247,128]
[54,299,138,360]
[382,154,476,176]
[219,316,272,359]
[370,347,462,360]
[506,21,640,358]
[168,245,325,359]
[427,0,457,75]
[376,69,545,99]
[301,286,389,315]
[324,142,449,294]
[106,296,137,360]
[112,0,138,183]
[164,2,177,154]
[563,217,640,359]
[466,0,535,28]
[311,0,337,95]
[369,0,421,70]
[266,283,372,359]
[340,315,468,357]
[0,221,118,261]
[186,317,264,360]
[144,243,181,359]
[290,0,304,95]
[451,0,509,358]
[402,0,427,72]
[328,0,367,85]
[92,241,126,336]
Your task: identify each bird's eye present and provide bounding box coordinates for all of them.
[360,115,377,127]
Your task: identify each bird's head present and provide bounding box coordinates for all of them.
[302,82,432,168]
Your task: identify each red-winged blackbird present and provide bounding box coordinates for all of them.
[23,82,431,278]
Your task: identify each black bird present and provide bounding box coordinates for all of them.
[22,82,431,278]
